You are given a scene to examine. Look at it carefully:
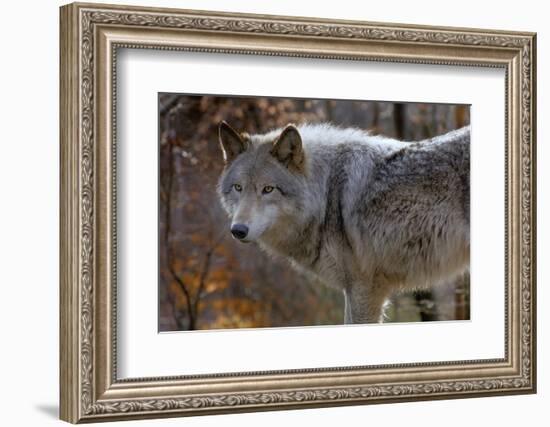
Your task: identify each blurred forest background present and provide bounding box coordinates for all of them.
[158,94,470,332]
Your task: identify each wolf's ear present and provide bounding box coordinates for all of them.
[218,121,249,164]
[270,124,304,172]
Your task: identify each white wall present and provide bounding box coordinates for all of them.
[0,0,546,426]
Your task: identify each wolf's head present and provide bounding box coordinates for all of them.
[216,121,307,245]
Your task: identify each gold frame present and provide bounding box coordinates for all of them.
[59,2,537,423]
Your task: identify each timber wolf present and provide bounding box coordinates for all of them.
[216,121,470,324]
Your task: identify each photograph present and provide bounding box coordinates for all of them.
[158,94,471,331]
[58,2,536,422]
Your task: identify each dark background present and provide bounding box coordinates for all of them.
[158,94,470,331]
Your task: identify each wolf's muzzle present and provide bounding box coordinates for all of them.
[231,224,249,240]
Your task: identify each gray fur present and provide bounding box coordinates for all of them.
[217,122,470,324]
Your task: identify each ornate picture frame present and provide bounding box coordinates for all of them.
[60,2,536,423]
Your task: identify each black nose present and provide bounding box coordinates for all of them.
[231,224,249,240]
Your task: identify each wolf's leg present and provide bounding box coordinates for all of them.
[344,285,385,324]
[344,291,353,324]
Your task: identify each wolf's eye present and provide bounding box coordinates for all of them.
[233,184,242,192]
[262,186,274,194]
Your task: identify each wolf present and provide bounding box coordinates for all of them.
[216,120,470,324]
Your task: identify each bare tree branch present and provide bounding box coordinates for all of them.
[191,232,226,321]
[162,142,197,330]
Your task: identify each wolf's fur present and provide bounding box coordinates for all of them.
[217,121,470,324]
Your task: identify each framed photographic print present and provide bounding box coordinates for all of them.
[59,2,537,423]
